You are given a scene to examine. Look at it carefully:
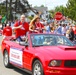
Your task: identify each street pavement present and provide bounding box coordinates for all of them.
[0,36,30,75]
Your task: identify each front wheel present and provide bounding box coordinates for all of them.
[3,50,11,68]
[32,60,44,75]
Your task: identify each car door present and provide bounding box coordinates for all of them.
[22,35,34,71]
[23,46,34,71]
[9,41,25,68]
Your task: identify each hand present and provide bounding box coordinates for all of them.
[35,15,39,18]
[34,30,39,33]
[36,27,42,30]
[18,25,22,28]
[36,27,39,30]
[39,12,42,15]
[12,25,23,30]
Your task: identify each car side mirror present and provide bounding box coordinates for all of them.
[19,42,28,46]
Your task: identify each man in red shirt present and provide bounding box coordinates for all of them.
[13,14,29,42]
[3,24,12,36]
[3,24,12,39]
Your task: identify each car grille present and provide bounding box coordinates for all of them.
[64,60,76,67]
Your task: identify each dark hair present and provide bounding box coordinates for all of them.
[36,12,39,14]
[63,24,66,27]
[60,24,62,26]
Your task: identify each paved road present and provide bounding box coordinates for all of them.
[0,36,30,75]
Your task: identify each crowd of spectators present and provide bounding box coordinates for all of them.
[2,14,76,43]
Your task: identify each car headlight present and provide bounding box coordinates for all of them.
[49,60,62,67]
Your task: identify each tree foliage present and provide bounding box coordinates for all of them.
[40,5,45,7]
[0,4,6,17]
[66,0,76,20]
[55,5,68,16]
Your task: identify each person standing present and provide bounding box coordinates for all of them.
[3,24,12,39]
[73,25,76,40]
[69,26,74,41]
[62,24,66,36]
[54,24,62,34]
[44,21,50,33]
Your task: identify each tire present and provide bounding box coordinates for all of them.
[3,50,11,68]
[32,60,44,75]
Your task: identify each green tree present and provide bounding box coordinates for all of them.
[0,4,6,16]
[40,5,44,7]
[49,5,68,18]
[66,0,76,20]
[49,10,55,18]
[54,5,67,16]
[28,16,33,20]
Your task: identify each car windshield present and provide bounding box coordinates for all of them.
[31,34,74,47]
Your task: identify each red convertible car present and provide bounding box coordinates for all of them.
[1,33,76,75]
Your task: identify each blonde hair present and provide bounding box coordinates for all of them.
[66,30,70,34]
[29,15,40,31]
[20,14,25,18]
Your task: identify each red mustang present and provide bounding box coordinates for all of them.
[1,33,76,75]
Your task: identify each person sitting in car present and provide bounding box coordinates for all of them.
[13,14,29,42]
[29,15,44,33]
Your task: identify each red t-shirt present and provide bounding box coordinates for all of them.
[3,26,12,36]
[35,22,44,33]
[73,26,76,34]
[14,21,29,38]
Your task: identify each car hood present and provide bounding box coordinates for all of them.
[35,45,76,60]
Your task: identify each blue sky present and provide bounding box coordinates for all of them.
[28,0,68,10]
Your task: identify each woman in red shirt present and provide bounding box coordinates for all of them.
[29,15,44,33]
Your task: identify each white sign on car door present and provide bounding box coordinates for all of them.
[9,47,23,66]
